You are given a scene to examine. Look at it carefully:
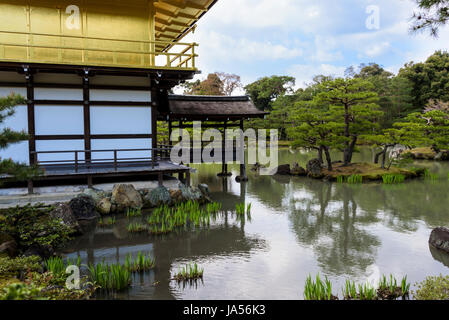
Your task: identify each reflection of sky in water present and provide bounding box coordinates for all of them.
[61,148,449,300]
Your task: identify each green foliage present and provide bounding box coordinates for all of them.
[347,175,363,184]
[126,207,142,218]
[0,93,40,181]
[303,273,334,300]
[411,1,449,36]
[413,274,449,300]
[244,75,295,111]
[125,252,155,272]
[0,255,42,277]
[173,263,204,282]
[399,50,449,109]
[127,222,148,233]
[97,216,116,226]
[87,262,131,291]
[382,174,406,184]
[0,204,74,250]
[0,282,46,300]
[288,77,383,166]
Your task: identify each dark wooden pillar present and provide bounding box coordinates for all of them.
[25,68,36,166]
[237,119,248,182]
[25,67,35,194]
[82,69,91,165]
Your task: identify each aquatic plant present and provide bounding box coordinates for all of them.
[342,280,357,300]
[382,174,405,184]
[126,208,142,218]
[87,262,130,291]
[413,274,449,300]
[127,222,148,233]
[346,174,363,184]
[125,252,155,272]
[97,216,116,227]
[303,274,334,300]
[377,274,409,299]
[173,263,204,282]
[337,176,345,183]
[358,283,376,300]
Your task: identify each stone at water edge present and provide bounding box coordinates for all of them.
[291,163,307,176]
[306,159,324,178]
[69,195,99,221]
[179,184,203,202]
[83,188,106,205]
[0,233,17,257]
[49,203,82,234]
[271,164,291,176]
[145,186,172,207]
[169,189,183,204]
[429,227,449,253]
[97,198,112,215]
[111,184,143,210]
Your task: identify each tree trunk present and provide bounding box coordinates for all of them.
[381,147,388,169]
[374,150,383,164]
[318,146,324,164]
[344,136,357,165]
[324,146,333,171]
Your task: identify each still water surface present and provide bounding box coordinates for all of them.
[62,148,449,300]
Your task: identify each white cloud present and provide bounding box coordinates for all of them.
[288,64,346,89]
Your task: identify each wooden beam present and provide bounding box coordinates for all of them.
[83,71,91,164]
[25,68,36,166]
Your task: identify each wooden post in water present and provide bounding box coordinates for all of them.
[237,119,248,183]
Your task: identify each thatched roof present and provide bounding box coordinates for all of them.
[167,95,267,120]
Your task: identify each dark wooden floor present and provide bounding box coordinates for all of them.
[39,160,190,178]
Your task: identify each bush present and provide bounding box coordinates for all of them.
[0,255,42,277]
[413,275,449,300]
[0,204,74,251]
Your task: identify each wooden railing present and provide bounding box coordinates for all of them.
[30,147,172,172]
[0,30,198,70]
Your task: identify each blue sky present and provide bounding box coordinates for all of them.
[181,0,449,90]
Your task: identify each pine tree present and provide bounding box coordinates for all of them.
[0,93,39,180]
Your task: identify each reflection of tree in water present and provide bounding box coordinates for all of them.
[288,179,381,276]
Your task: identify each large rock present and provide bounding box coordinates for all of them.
[97,198,112,215]
[49,203,82,234]
[271,164,291,175]
[0,233,17,257]
[111,184,143,210]
[69,195,99,221]
[306,159,324,178]
[429,227,449,253]
[291,163,307,176]
[180,184,203,202]
[23,244,54,260]
[145,186,172,207]
[198,184,212,202]
[83,188,106,205]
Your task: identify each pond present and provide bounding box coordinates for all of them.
[61,147,449,300]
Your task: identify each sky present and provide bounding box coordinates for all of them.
[180,0,449,90]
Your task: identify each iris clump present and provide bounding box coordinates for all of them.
[44,256,80,278]
[126,208,142,218]
[303,273,334,300]
[336,175,363,184]
[347,174,363,184]
[382,174,405,184]
[173,263,204,282]
[147,200,220,235]
[305,274,411,300]
[87,262,131,291]
[97,216,116,227]
[127,222,148,233]
[125,252,155,272]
